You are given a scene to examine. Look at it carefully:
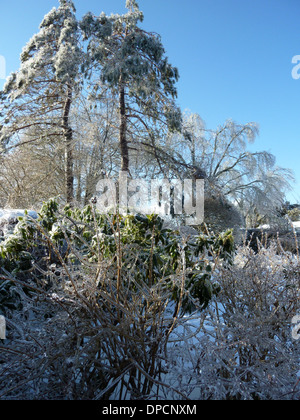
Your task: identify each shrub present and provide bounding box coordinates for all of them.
[164,244,300,400]
[0,199,234,399]
[0,199,234,313]
[288,208,300,222]
[1,205,299,399]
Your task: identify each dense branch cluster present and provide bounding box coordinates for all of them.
[0,205,299,400]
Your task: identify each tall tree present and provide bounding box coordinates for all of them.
[0,0,83,203]
[80,0,182,173]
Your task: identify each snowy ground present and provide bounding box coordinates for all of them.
[258,221,300,232]
[0,209,37,223]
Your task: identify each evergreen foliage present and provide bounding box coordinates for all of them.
[80,0,182,171]
[0,0,83,202]
[0,198,234,314]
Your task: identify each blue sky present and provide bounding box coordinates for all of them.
[0,0,299,203]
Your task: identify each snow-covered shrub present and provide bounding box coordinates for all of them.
[0,199,234,313]
[288,208,300,223]
[0,200,58,272]
[1,210,299,399]
[0,199,234,399]
[0,258,174,399]
[0,209,38,239]
[164,244,300,400]
[2,198,299,400]
[245,227,300,255]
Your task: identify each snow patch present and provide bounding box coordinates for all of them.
[257,224,270,230]
[0,209,38,223]
[0,209,38,237]
[293,221,300,231]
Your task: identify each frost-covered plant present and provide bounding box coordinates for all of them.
[0,199,234,399]
[163,244,300,400]
[0,198,59,272]
[1,204,299,399]
[0,260,175,400]
[288,208,300,222]
[0,198,234,313]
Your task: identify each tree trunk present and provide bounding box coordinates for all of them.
[76,170,82,204]
[63,84,74,204]
[119,79,129,173]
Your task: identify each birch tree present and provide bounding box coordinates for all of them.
[169,114,294,223]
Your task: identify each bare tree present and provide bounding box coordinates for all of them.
[167,113,294,225]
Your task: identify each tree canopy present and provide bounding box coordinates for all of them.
[80,0,181,172]
[0,0,294,228]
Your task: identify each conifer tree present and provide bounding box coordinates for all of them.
[0,0,83,203]
[81,0,182,173]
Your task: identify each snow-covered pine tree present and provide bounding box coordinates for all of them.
[80,0,182,173]
[0,0,83,203]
